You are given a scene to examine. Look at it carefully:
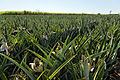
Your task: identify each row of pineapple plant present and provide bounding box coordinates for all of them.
[0,14,120,80]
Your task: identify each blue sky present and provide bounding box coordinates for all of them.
[0,0,120,14]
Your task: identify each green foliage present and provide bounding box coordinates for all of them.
[0,14,119,80]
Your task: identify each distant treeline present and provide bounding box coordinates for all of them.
[0,11,83,15]
[0,11,119,15]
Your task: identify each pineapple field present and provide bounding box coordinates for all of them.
[0,14,120,80]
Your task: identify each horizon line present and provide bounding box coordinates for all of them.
[0,10,119,15]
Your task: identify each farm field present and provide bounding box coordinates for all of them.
[0,14,120,80]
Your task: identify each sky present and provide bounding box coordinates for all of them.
[0,0,120,14]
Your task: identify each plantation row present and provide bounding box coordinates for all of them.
[0,14,120,80]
